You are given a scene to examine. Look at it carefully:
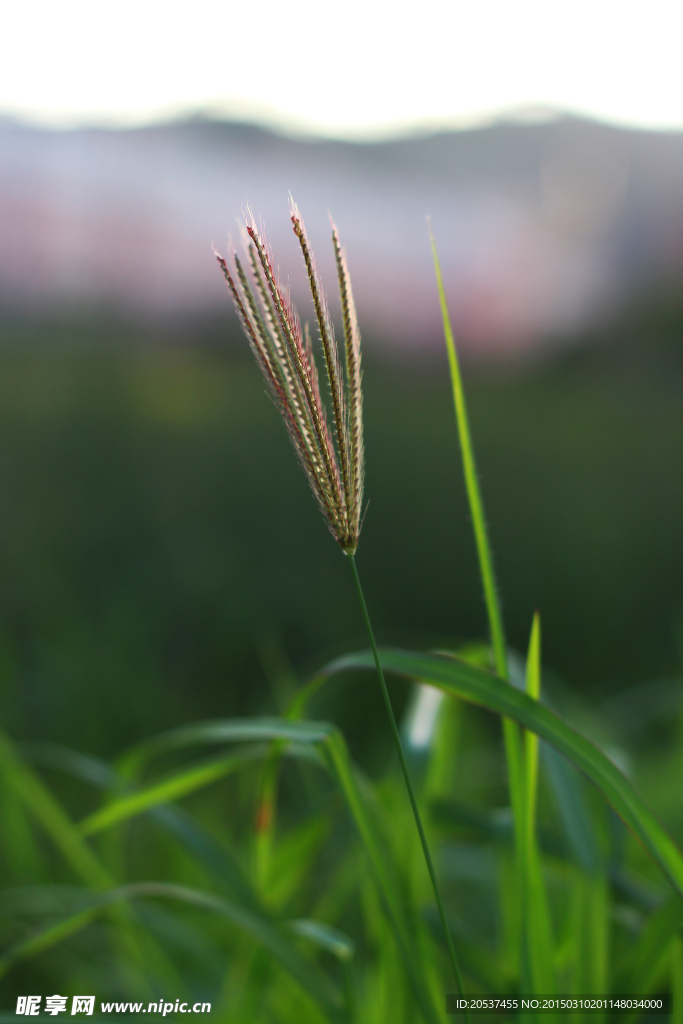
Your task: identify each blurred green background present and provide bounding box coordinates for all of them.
[0,292,681,766]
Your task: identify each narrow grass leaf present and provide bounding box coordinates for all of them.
[254,743,284,895]
[0,883,349,1024]
[0,728,109,890]
[585,872,609,997]
[524,615,542,838]
[290,918,357,1024]
[0,905,100,978]
[430,228,525,958]
[266,817,331,911]
[289,919,355,961]
[321,649,683,898]
[20,741,261,910]
[521,615,556,995]
[151,805,259,909]
[79,748,265,836]
[428,226,506,678]
[540,744,600,872]
[117,719,334,780]
[0,782,45,883]
[617,894,683,1005]
[112,718,440,1024]
[0,730,182,993]
[0,884,88,916]
[497,850,522,982]
[22,742,118,788]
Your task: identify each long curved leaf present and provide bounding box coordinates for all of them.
[116,718,440,1024]
[617,894,683,1005]
[321,648,683,899]
[117,719,334,779]
[0,732,181,993]
[0,883,348,1024]
[289,918,356,961]
[79,748,266,836]
[0,731,109,890]
[21,743,260,909]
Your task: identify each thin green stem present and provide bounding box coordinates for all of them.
[348,554,470,1013]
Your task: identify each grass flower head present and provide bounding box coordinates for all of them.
[215,205,364,554]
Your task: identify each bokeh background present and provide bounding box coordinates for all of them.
[1,0,682,766]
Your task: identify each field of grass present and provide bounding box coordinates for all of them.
[0,305,682,1020]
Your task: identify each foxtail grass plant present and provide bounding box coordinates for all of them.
[215,205,469,1009]
[4,211,683,1022]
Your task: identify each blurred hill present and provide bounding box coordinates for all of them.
[2,113,683,355]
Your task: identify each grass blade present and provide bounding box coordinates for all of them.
[289,918,355,961]
[521,614,556,995]
[0,730,182,993]
[428,226,506,678]
[117,718,334,779]
[152,805,259,909]
[429,228,525,959]
[21,742,261,910]
[617,894,683,1002]
[0,900,100,978]
[540,744,600,872]
[0,883,349,1024]
[0,776,45,884]
[321,649,683,899]
[524,615,542,845]
[112,718,441,1024]
[0,728,109,890]
[79,748,265,836]
[585,872,609,997]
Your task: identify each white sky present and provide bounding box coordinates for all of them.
[3,0,682,137]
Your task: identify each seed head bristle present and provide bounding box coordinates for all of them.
[332,221,364,537]
[290,205,353,528]
[216,207,364,554]
[242,243,321,474]
[246,223,345,525]
[220,250,339,534]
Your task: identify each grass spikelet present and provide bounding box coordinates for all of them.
[332,220,364,539]
[290,203,353,526]
[215,207,364,554]
[215,250,335,536]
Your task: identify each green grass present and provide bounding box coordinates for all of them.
[0,299,682,1020]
